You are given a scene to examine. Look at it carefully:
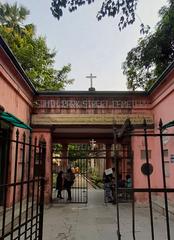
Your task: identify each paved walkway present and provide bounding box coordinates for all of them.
[43,189,174,240]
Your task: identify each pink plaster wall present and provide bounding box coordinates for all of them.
[132,133,157,202]
[32,129,52,204]
[131,69,174,203]
[151,70,174,201]
[0,47,34,206]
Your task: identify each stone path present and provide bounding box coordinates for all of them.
[0,199,35,237]
[43,189,174,240]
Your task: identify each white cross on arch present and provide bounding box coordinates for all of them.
[90,139,96,150]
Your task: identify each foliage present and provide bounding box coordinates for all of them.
[89,170,103,188]
[52,173,57,188]
[0,2,73,91]
[68,144,89,161]
[122,0,174,90]
[0,2,29,31]
[51,0,139,31]
[53,143,62,154]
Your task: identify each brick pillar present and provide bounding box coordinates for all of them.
[106,144,112,169]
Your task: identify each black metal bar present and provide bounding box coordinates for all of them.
[53,155,130,160]
[24,134,32,239]
[2,215,39,239]
[79,159,81,202]
[86,157,88,204]
[39,177,45,240]
[132,186,136,240]
[7,183,171,197]
[127,135,136,240]
[39,142,46,240]
[35,140,42,240]
[116,188,174,192]
[78,158,80,203]
[81,158,83,203]
[127,133,174,137]
[0,178,40,188]
[1,129,10,237]
[159,119,171,240]
[10,129,19,240]
[18,132,26,239]
[0,135,41,147]
[143,120,155,240]
[30,137,37,240]
[0,131,46,240]
[113,124,121,240]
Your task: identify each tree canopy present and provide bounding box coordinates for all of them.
[0,2,73,91]
[123,0,174,91]
[51,0,139,31]
[0,2,29,30]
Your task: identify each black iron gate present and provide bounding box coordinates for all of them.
[114,119,174,240]
[52,144,106,204]
[0,129,46,240]
[52,145,89,203]
[110,143,133,204]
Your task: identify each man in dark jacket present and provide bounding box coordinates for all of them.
[56,171,64,199]
[64,168,75,201]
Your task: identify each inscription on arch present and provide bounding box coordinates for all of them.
[35,98,151,110]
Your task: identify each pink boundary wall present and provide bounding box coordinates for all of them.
[132,68,174,202]
[0,45,34,206]
[151,70,174,201]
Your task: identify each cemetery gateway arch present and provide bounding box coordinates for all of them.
[0,37,174,236]
[31,90,154,203]
[30,74,174,205]
[1,34,174,204]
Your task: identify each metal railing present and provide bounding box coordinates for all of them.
[113,119,174,240]
[0,129,46,240]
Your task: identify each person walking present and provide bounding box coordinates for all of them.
[126,174,132,188]
[126,174,132,200]
[56,171,64,199]
[103,171,113,203]
[64,168,75,201]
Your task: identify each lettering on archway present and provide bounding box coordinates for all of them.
[32,94,153,125]
[36,98,151,110]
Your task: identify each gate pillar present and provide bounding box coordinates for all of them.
[106,144,112,169]
[32,128,52,204]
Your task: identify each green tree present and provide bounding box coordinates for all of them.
[0,2,29,31]
[51,0,139,31]
[0,2,73,91]
[123,0,174,91]
[68,144,89,162]
[50,0,150,34]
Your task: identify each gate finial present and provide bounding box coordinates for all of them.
[159,118,163,130]
[143,118,147,130]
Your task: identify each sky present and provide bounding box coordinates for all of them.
[3,0,168,91]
